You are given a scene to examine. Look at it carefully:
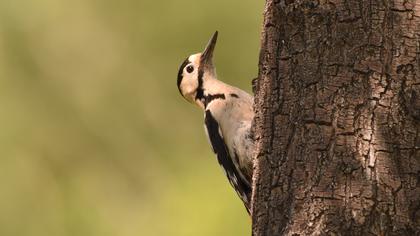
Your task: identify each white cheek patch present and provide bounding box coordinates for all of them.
[179,53,202,104]
[180,75,198,97]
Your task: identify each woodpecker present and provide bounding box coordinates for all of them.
[177,31,254,213]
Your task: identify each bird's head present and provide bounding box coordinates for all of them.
[177,31,218,109]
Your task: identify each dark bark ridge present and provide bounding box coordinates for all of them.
[252,0,420,235]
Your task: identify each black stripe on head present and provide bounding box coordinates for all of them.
[177,58,190,95]
[195,68,204,101]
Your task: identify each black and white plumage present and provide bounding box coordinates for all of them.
[177,31,254,213]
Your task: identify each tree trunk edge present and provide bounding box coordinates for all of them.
[251,0,420,235]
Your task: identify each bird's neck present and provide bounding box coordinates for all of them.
[195,76,230,110]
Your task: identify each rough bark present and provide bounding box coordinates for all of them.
[251,0,420,235]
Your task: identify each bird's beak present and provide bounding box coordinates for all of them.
[200,31,218,68]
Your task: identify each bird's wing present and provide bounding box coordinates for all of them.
[204,110,251,213]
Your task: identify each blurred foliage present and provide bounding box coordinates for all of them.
[0,0,263,235]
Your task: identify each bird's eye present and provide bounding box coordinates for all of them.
[186,65,194,73]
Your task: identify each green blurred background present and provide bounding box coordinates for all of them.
[0,0,263,235]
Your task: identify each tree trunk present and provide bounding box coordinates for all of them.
[251,0,420,235]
